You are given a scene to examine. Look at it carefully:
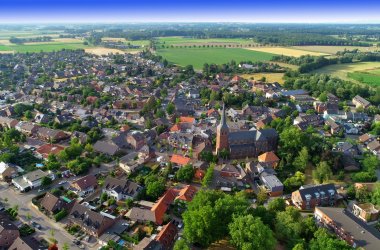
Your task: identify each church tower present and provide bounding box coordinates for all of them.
[216,104,229,154]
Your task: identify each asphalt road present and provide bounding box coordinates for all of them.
[0,182,83,250]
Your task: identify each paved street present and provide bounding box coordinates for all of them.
[0,183,84,250]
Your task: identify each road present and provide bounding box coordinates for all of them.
[0,182,82,250]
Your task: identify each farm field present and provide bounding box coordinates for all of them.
[85,47,129,55]
[240,73,285,84]
[313,62,380,85]
[292,45,379,55]
[102,37,150,47]
[156,48,275,69]
[156,36,256,47]
[245,47,328,57]
[0,42,90,53]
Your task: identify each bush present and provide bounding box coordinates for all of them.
[351,171,377,182]
[19,224,35,236]
[54,209,68,222]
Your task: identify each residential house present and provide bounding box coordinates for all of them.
[40,192,74,215]
[93,140,122,156]
[0,217,20,249]
[15,121,39,136]
[367,140,380,155]
[292,184,337,210]
[36,144,65,159]
[258,151,280,168]
[0,162,18,180]
[103,177,142,201]
[70,175,97,196]
[12,169,54,192]
[294,114,324,130]
[315,207,379,250]
[170,154,191,167]
[36,127,69,142]
[260,172,283,197]
[127,131,146,150]
[69,203,116,238]
[155,221,178,250]
[0,116,19,129]
[352,95,371,109]
[8,236,46,250]
[352,203,379,223]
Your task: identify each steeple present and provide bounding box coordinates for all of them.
[219,103,228,129]
[216,103,229,154]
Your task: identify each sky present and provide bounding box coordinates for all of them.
[1,0,380,23]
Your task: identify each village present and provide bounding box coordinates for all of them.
[0,48,379,250]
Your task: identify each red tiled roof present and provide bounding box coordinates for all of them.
[170,124,180,132]
[258,151,280,163]
[151,189,178,225]
[179,116,195,123]
[195,169,205,180]
[156,221,178,248]
[170,154,191,166]
[36,144,64,158]
[176,185,198,202]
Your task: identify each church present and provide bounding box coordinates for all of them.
[216,105,278,159]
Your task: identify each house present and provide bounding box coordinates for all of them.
[258,151,280,168]
[36,127,69,142]
[352,95,371,109]
[293,114,324,129]
[155,221,178,250]
[325,118,342,135]
[260,172,283,197]
[40,192,74,215]
[70,175,97,196]
[0,116,19,129]
[103,177,142,201]
[36,144,65,159]
[220,164,241,178]
[0,162,18,180]
[0,217,20,249]
[12,169,54,192]
[170,154,191,167]
[358,133,376,145]
[343,123,359,135]
[176,185,198,202]
[8,236,46,250]
[292,184,337,210]
[367,140,380,155]
[69,203,116,238]
[93,140,122,156]
[127,131,146,150]
[315,207,379,250]
[352,203,379,222]
[134,237,162,250]
[118,152,141,174]
[15,121,39,136]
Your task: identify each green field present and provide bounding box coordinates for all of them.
[0,42,91,53]
[347,71,380,87]
[313,62,380,86]
[156,36,256,47]
[157,48,275,69]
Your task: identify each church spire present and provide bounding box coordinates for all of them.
[220,103,227,128]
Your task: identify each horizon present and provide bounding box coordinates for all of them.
[1,0,380,24]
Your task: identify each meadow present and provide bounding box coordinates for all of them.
[156,36,256,47]
[0,42,90,53]
[245,47,328,57]
[156,47,275,69]
[312,62,380,86]
[240,73,285,84]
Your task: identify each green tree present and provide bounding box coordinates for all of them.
[257,189,268,205]
[229,214,276,250]
[284,171,305,192]
[293,147,309,171]
[41,176,53,186]
[182,190,249,247]
[173,239,190,250]
[267,198,286,212]
[145,176,166,200]
[275,207,303,248]
[372,183,380,206]
[176,164,194,183]
[166,102,175,115]
[309,228,352,250]
[202,164,215,187]
[312,161,332,183]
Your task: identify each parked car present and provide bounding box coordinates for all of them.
[31,221,42,230]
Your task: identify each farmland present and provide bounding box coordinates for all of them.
[156,47,275,69]
[156,36,256,47]
[240,73,285,84]
[245,47,328,57]
[0,42,91,53]
[292,45,379,55]
[312,62,380,86]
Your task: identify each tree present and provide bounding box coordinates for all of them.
[267,198,286,212]
[41,176,53,186]
[312,161,332,184]
[182,190,249,247]
[293,147,309,171]
[145,176,166,200]
[275,207,303,248]
[166,102,175,115]
[284,171,305,192]
[176,164,194,183]
[257,189,268,205]
[309,228,352,250]
[202,164,215,187]
[356,186,371,203]
[372,183,380,206]
[62,243,70,250]
[229,214,276,250]
[173,239,190,250]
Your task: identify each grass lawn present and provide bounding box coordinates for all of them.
[313,62,380,85]
[347,71,380,87]
[157,47,275,69]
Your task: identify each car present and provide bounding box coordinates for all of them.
[73,239,81,245]
[37,188,44,192]
[31,221,42,230]
[0,206,5,211]
[58,181,67,185]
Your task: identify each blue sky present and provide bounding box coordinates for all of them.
[1,0,380,23]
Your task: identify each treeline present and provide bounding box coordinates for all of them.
[274,50,380,73]
[9,36,52,44]
[283,72,380,105]
[203,60,284,74]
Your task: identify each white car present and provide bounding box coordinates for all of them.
[58,181,67,185]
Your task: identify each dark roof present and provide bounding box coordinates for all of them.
[298,184,336,200]
[316,207,380,250]
[103,177,142,197]
[93,140,120,156]
[71,175,97,191]
[8,236,45,250]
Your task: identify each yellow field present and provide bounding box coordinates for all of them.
[245,47,328,57]
[272,61,299,70]
[240,72,285,84]
[85,47,126,55]
[0,39,12,45]
[101,37,126,42]
[0,51,13,54]
[292,45,379,55]
[52,38,83,43]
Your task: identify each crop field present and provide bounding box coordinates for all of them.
[102,37,150,47]
[0,42,90,53]
[245,47,328,57]
[240,73,285,84]
[312,62,380,86]
[85,47,129,56]
[156,47,275,69]
[156,36,256,47]
[292,45,379,55]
